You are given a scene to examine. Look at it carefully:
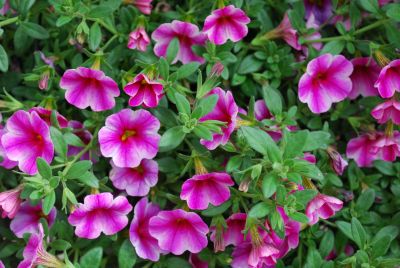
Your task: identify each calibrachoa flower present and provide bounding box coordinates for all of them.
[149,209,209,255]
[10,201,56,238]
[180,172,234,210]
[253,100,283,141]
[128,27,151,51]
[152,20,207,64]
[68,193,132,239]
[304,0,332,25]
[17,230,64,268]
[373,131,400,162]
[67,120,95,161]
[348,58,380,99]
[29,107,68,128]
[371,100,400,125]
[59,67,120,111]
[98,109,160,168]
[203,5,250,45]
[264,13,301,50]
[298,54,353,114]
[110,159,158,196]
[306,193,343,225]
[0,128,17,169]
[123,73,163,108]
[0,260,4,268]
[1,110,54,175]
[199,88,238,150]
[326,147,348,176]
[302,14,322,56]
[189,254,208,268]
[125,0,153,15]
[375,59,400,98]
[129,198,162,261]
[346,133,380,167]
[0,186,22,219]
[210,213,247,251]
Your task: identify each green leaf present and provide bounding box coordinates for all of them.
[262,84,282,116]
[351,217,367,249]
[20,22,49,39]
[50,127,68,160]
[355,189,375,212]
[319,230,334,258]
[50,240,72,251]
[166,38,179,63]
[43,191,56,215]
[88,6,115,18]
[174,93,191,115]
[193,124,213,140]
[288,211,309,224]
[371,235,391,258]
[159,126,186,152]
[89,23,102,51]
[176,62,200,80]
[118,240,137,268]
[36,157,52,179]
[386,4,400,21]
[80,247,103,268]
[249,202,271,218]
[159,57,169,80]
[64,187,77,204]
[0,44,9,72]
[283,130,308,159]
[165,257,191,268]
[202,200,232,217]
[320,41,345,55]
[64,132,85,147]
[0,243,20,258]
[291,159,324,180]
[193,94,218,119]
[65,161,92,180]
[292,189,318,206]
[372,225,399,244]
[238,55,263,74]
[241,126,282,162]
[303,131,330,151]
[56,16,73,27]
[78,172,99,188]
[358,0,379,13]
[261,173,278,198]
[336,221,354,241]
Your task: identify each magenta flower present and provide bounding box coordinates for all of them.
[189,254,208,268]
[302,14,322,56]
[304,0,332,25]
[346,133,380,167]
[306,193,343,225]
[299,54,353,113]
[203,5,250,45]
[253,100,283,141]
[60,67,120,111]
[1,110,54,175]
[373,132,400,162]
[128,27,151,51]
[29,107,69,128]
[210,213,247,251]
[372,100,400,125]
[271,13,301,50]
[180,172,234,210]
[375,59,400,98]
[67,120,96,161]
[199,88,239,150]
[348,58,380,99]
[129,198,162,261]
[152,20,207,64]
[0,0,9,15]
[110,159,158,196]
[128,0,152,15]
[17,230,64,268]
[123,74,163,108]
[68,193,132,239]
[99,109,160,168]
[0,260,4,268]
[149,209,209,255]
[0,186,22,219]
[10,201,56,238]
[0,128,17,169]
[326,147,348,176]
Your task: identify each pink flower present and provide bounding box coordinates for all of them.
[273,13,301,50]
[129,198,162,261]
[17,230,64,268]
[129,0,152,15]
[210,213,248,251]
[98,109,160,168]
[326,244,354,260]
[203,5,250,45]
[149,209,209,255]
[0,0,10,15]
[0,128,17,169]
[0,186,22,219]
[1,110,54,175]
[303,152,317,164]
[128,27,151,51]
[180,172,234,210]
[375,59,400,98]
[67,120,96,161]
[29,107,69,128]
[68,193,132,239]
[326,147,348,176]
[199,88,238,150]
[152,20,207,64]
[304,0,332,25]
[0,260,4,268]
[10,201,56,238]
[302,14,322,56]
[60,67,120,111]
[373,132,400,162]
[299,54,353,113]
[371,100,400,125]
[123,74,163,108]
[110,159,158,196]
[306,193,343,225]
[348,58,380,99]
[346,133,380,167]
[253,100,282,141]
[231,238,280,268]
[189,254,208,268]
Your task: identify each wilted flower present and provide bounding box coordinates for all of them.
[326,147,348,175]
[124,0,153,15]
[0,186,22,219]
[348,57,380,99]
[123,73,163,108]
[371,100,400,125]
[306,193,343,225]
[375,59,400,98]
[128,27,151,51]
[304,0,332,25]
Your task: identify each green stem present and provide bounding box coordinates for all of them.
[101,34,118,51]
[0,16,19,27]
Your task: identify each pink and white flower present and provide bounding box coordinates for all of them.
[302,14,323,56]
[149,209,209,255]
[375,59,400,98]
[299,54,353,113]
[269,13,301,50]
[1,110,54,175]
[127,0,152,15]
[373,132,400,162]
[123,73,163,108]
[199,88,239,150]
[129,198,162,261]
[326,147,348,176]
[346,133,381,167]
[0,186,22,219]
[68,193,132,239]
[306,193,343,225]
[203,5,250,45]
[371,100,400,125]
[110,159,158,196]
[10,201,56,238]
[98,109,160,168]
[152,20,207,64]
[60,67,120,111]
[210,213,247,251]
[0,127,17,169]
[29,107,68,128]
[128,27,151,51]
[180,172,234,210]
[348,58,380,99]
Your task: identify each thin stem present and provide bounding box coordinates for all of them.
[101,34,118,51]
[0,16,19,27]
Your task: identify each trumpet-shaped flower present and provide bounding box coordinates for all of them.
[0,127,17,169]
[128,27,151,51]
[123,73,163,108]
[0,186,22,219]
[373,132,400,162]
[306,193,343,225]
[348,58,380,99]
[375,59,400,98]
[210,213,248,251]
[29,107,68,128]
[98,109,160,168]
[346,133,380,167]
[371,100,400,125]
